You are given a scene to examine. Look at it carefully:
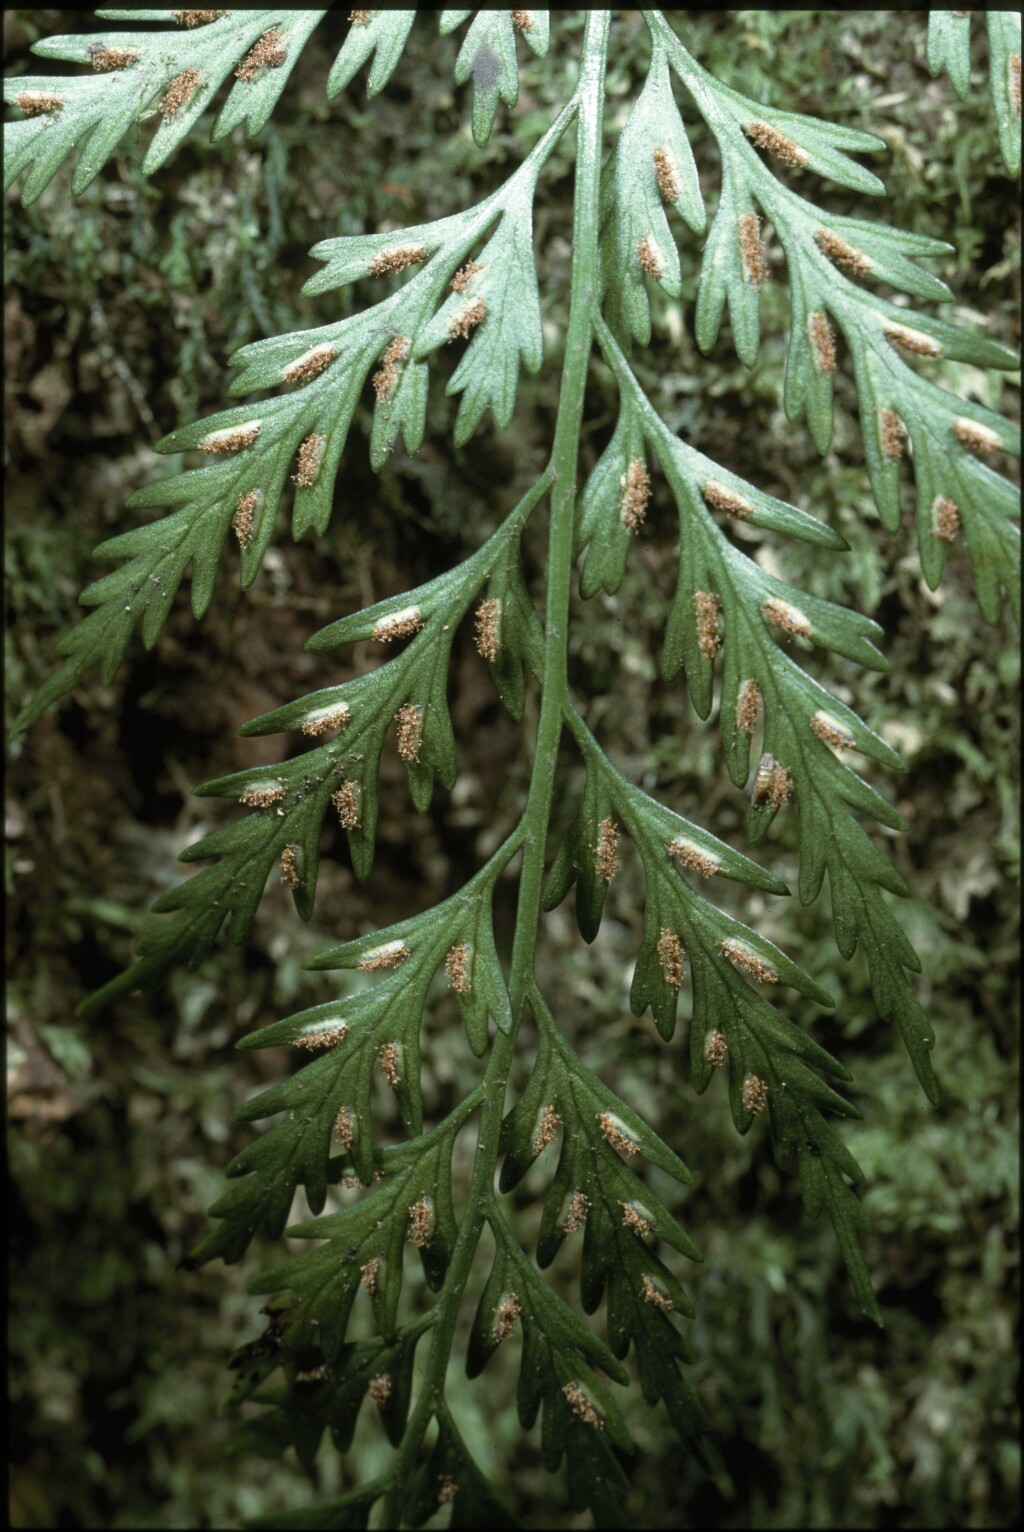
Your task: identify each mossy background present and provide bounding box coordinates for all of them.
[5,9,1019,1529]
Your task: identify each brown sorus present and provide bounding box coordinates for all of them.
[377,1042,401,1087]
[562,1381,603,1430]
[406,1197,433,1248]
[240,782,284,808]
[753,752,792,808]
[721,937,778,984]
[809,311,837,374]
[372,336,409,402]
[619,458,651,532]
[810,711,854,750]
[283,344,336,385]
[279,845,302,889]
[16,91,63,116]
[561,1188,589,1233]
[637,233,665,277]
[173,10,228,25]
[451,260,483,293]
[742,1073,769,1115]
[704,480,754,520]
[233,489,261,548]
[89,46,139,70]
[445,943,471,994]
[302,704,349,737]
[293,1022,348,1052]
[620,1200,652,1237]
[706,1029,728,1067]
[161,69,204,120]
[694,590,722,660]
[594,818,620,883]
[359,941,410,971]
[738,211,766,287]
[533,1105,561,1155]
[372,604,422,642]
[641,1274,673,1310]
[447,298,486,340]
[598,1112,639,1156]
[236,29,286,83]
[199,422,260,453]
[880,408,906,460]
[657,928,684,990]
[474,598,500,662]
[293,432,327,487]
[744,119,808,166]
[395,703,423,762]
[952,417,1002,456]
[884,322,941,358]
[369,244,427,277]
[653,146,681,202]
[492,1291,522,1342]
[332,781,360,829]
[815,227,872,277]
[762,596,811,637]
[736,678,762,734]
[932,494,961,542]
[669,836,720,877]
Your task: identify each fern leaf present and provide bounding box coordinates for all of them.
[413,209,544,443]
[326,9,417,100]
[986,11,1023,175]
[401,1402,522,1528]
[73,489,544,1011]
[13,115,572,735]
[649,11,1021,623]
[928,9,1022,174]
[10,10,1018,1520]
[599,35,704,348]
[693,173,766,367]
[4,10,330,204]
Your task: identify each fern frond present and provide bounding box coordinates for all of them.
[550,712,882,1321]
[928,9,1022,174]
[75,492,543,1013]
[496,990,709,1485]
[4,9,329,203]
[643,11,1021,623]
[599,33,705,347]
[441,8,550,148]
[583,315,938,1104]
[4,6,558,207]
[12,107,572,738]
[10,9,1018,1522]
[326,9,418,101]
[187,836,516,1269]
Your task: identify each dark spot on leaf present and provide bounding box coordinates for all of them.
[472,42,502,91]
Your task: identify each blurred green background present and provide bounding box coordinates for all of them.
[5,9,1019,1528]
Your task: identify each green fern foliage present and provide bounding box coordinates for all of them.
[7,8,1019,1526]
[928,8,1022,172]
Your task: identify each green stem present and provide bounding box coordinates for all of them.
[376,15,610,1522]
[508,12,608,1013]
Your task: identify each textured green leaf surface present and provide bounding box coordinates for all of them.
[9,8,1018,1519]
[928,9,1022,174]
